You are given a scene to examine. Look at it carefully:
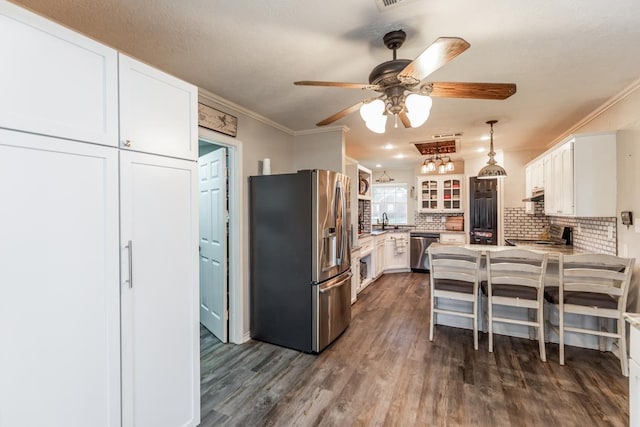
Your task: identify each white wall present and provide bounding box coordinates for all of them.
[292,128,346,173]
[557,82,640,312]
[199,90,295,342]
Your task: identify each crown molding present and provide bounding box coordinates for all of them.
[545,76,640,148]
[293,125,350,136]
[198,88,295,135]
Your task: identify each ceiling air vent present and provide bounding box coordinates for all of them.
[431,132,463,139]
[375,0,420,12]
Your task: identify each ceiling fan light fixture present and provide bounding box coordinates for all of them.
[478,120,507,179]
[360,99,387,133]
[405,93,432,128]
[360,99,384,121]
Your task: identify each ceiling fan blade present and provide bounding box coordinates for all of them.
[427,82,517,99]
[316,101,366,126]
[398,37,470,85]
[295,81,380,91]
[398,111,411,128]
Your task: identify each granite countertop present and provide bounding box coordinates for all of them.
[429,242,583,256]
[506,242,583,255]
[624,312,640,329]
[412,229,466,235]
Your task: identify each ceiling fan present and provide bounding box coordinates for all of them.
[294,30,516,131]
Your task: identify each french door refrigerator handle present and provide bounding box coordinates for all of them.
[126,240,133,288]
[334,183,343,264]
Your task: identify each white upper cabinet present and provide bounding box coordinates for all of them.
[119,54,198,160]
[531,159,544,192]
[417,175,464,213]
[543,132,616,217]
[0,1,118,146]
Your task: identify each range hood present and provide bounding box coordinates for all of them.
[522,190,544,202]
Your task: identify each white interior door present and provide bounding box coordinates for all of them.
[0,130,120,427]
[199,147,228,342]
[120,151,199,427]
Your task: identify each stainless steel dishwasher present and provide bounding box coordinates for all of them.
[410,232,440,272]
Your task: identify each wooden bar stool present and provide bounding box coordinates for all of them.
[428,245,482,350]
[545,253,635,376]
[484,249,548,361]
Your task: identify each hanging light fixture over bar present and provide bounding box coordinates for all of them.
[477,120,507,179]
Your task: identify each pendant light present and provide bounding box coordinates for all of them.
[376,170,395,183]
[477,120,507,179]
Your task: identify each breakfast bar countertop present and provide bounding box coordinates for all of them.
[430,242,585,256]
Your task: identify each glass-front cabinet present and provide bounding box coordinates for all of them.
[417,175,464,213]
[419,179,438,211]
[442,177,462,211]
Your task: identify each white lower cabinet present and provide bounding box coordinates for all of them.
[357,237,374,292]
[440,233,465,245]
[631,359,640,427]
[374,235,385,278]
[630,324,640,427]
[120,151,199,427]
[384,233,410,271]
[0,131,121,427]
[351,248,361,304]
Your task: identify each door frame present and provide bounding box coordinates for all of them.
[198,127,244,344]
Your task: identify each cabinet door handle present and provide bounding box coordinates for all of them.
[124,139,132,147]
[126,240,133,288]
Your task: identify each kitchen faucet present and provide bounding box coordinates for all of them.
[381,212,389,230]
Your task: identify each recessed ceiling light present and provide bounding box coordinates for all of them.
[481,135,490,141]
[375,164,382,168]
[383,143,394,149]
[394,154,406,159]
[477,147,485,153]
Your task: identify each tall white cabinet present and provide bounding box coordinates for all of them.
[120,152,198,427]
[0,2,200,426]
[0,131,121,427]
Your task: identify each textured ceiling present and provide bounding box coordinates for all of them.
[11,0,640,170]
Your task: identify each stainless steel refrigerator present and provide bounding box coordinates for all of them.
[249,169,352,353]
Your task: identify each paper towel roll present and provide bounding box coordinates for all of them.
[262,158,271,175]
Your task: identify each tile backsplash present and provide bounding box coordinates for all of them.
[549,216,617,255]
[504,202,549,240]
[504,201,617,255]
[414,212,464,231]
[358,199,371,233]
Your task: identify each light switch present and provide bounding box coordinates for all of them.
[441,216,446,223]
[635,223,640,234]
[607,225,613,239]
[427,216,433,222]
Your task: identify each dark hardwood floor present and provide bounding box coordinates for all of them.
[200,272,629,427]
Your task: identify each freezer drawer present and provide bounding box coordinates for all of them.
[313,271,352,352]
